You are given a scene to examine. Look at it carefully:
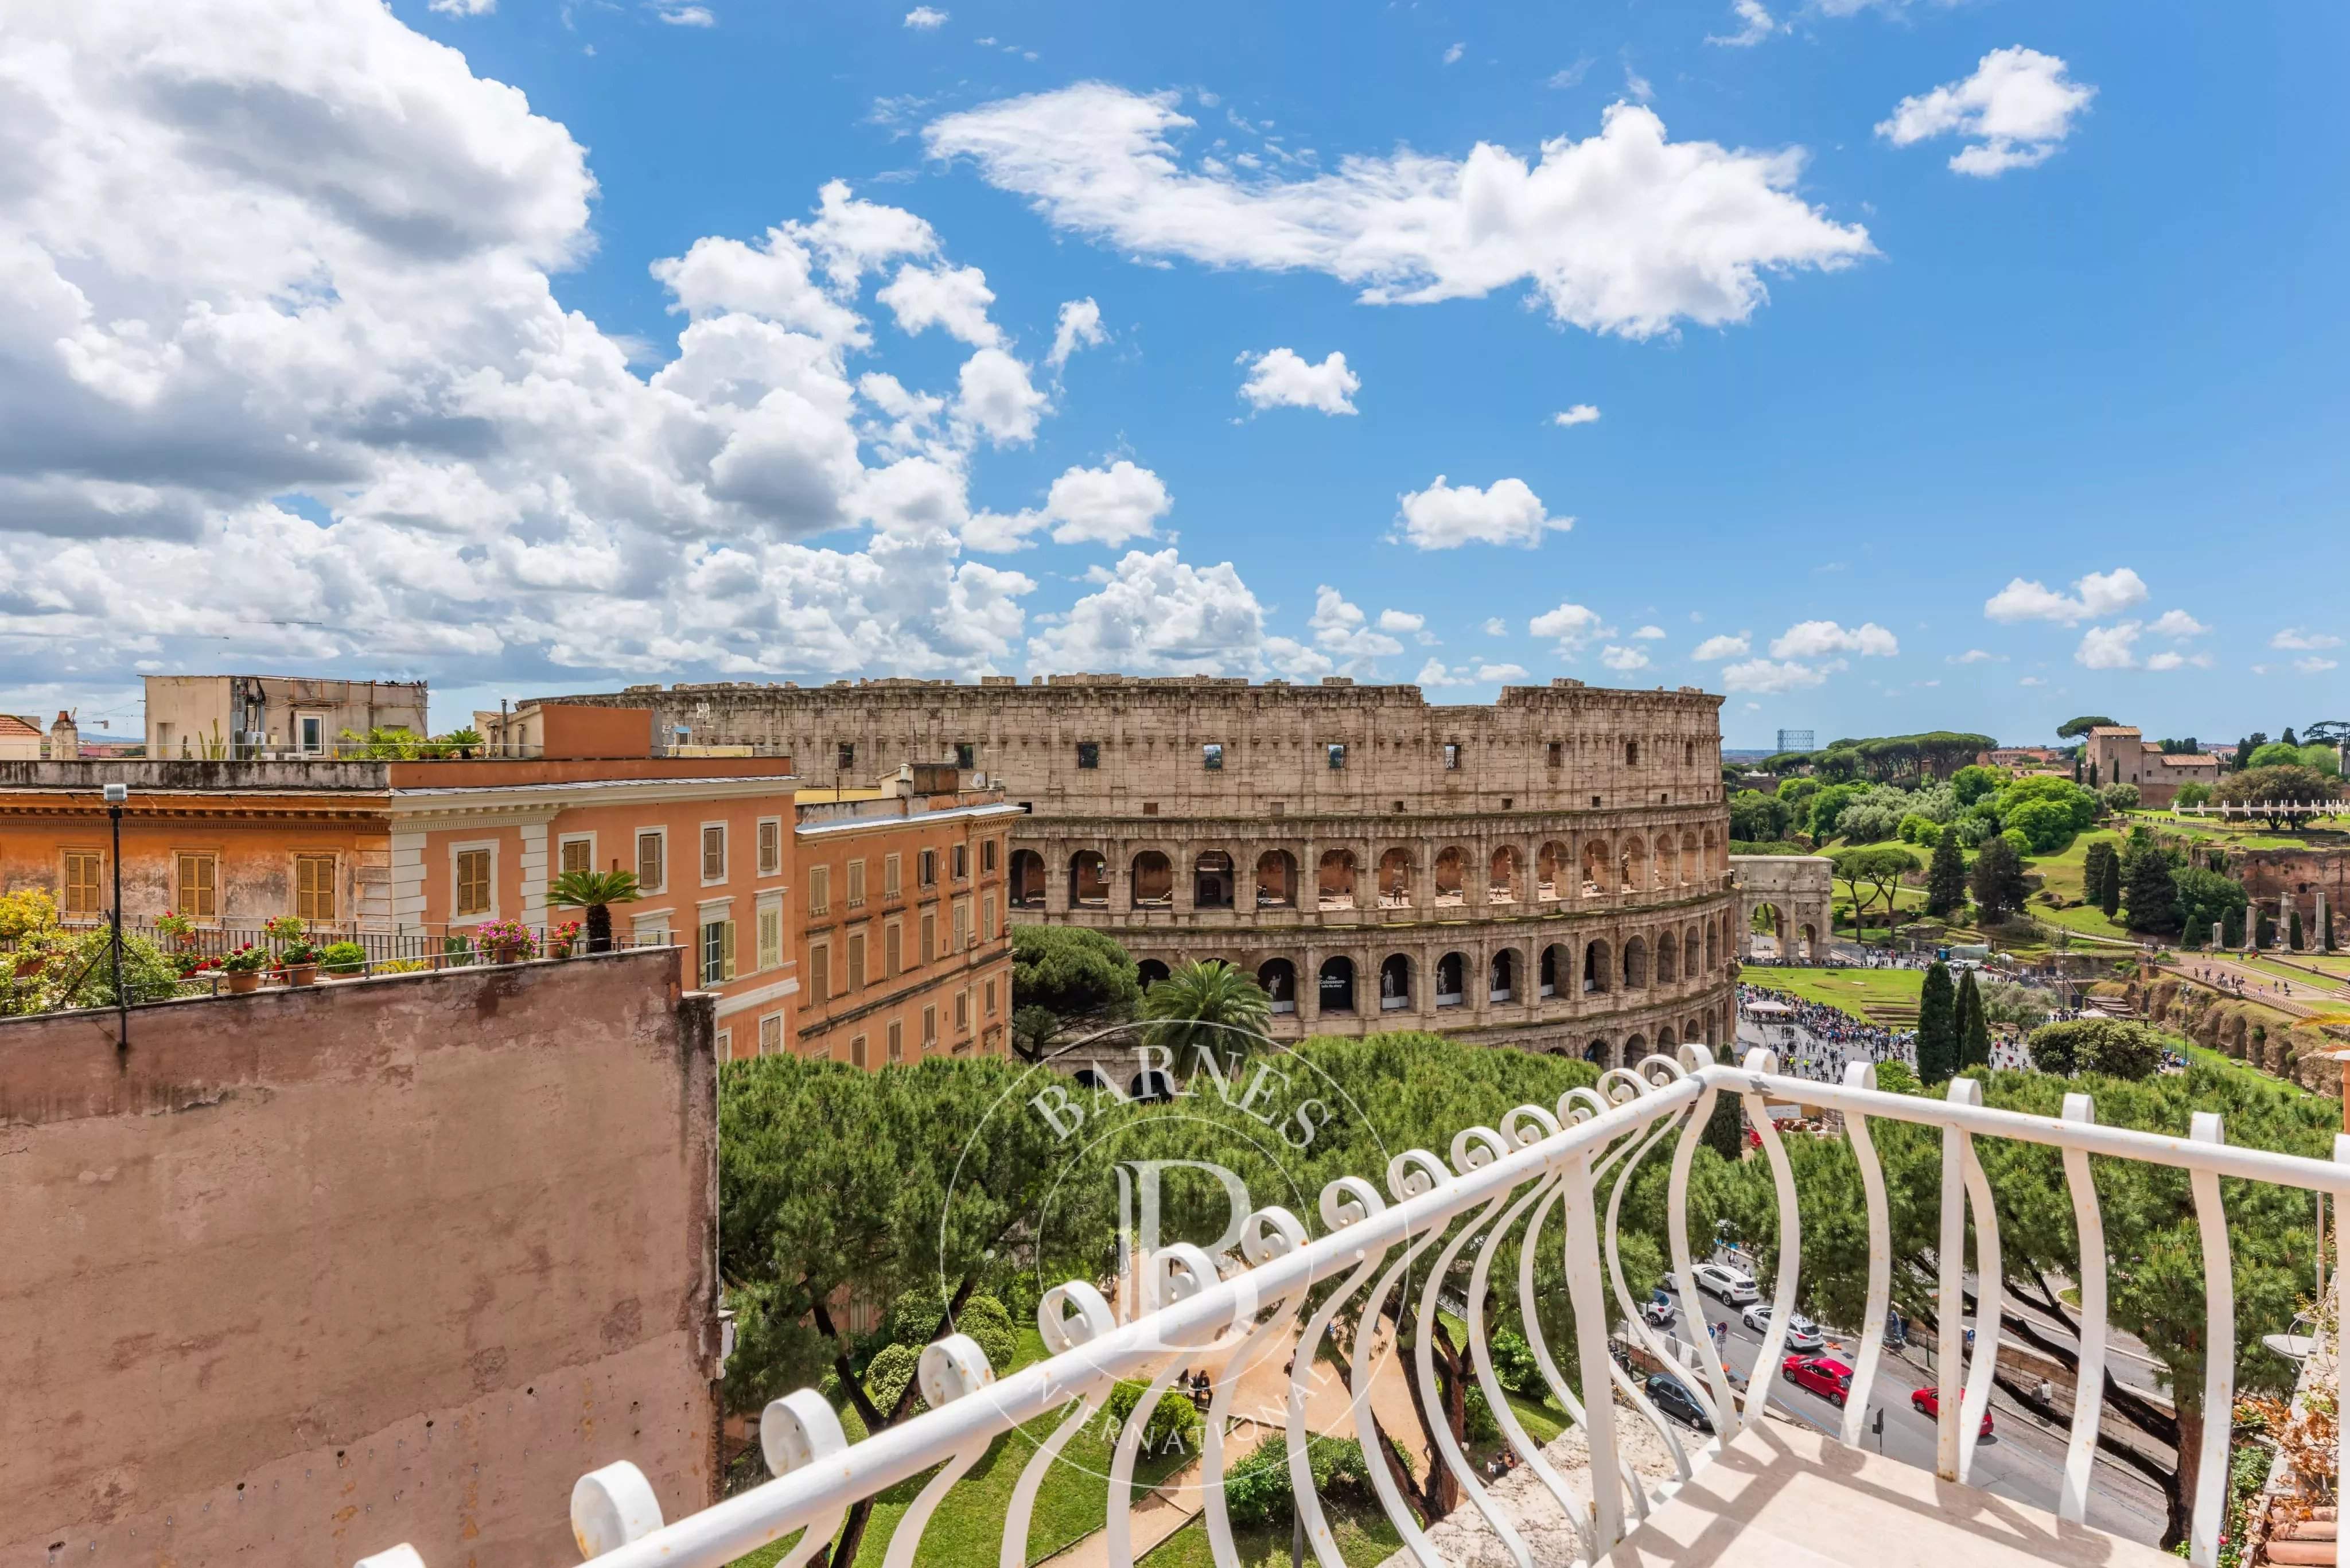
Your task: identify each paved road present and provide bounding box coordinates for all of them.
[2181,958,2344,1018]
[1649,1287,2170,1544]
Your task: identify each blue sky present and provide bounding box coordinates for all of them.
[4,0,2343,749]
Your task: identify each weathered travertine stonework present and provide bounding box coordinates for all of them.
[548,675,1739,1064]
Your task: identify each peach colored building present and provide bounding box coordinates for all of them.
[0,705,800,1046]
[2083,725,2221,807]
[792,767,1022,1068]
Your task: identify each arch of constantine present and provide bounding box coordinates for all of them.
[1729,854,1834,963]
[546,672,1741,1068]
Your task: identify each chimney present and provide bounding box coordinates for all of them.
[48,710,78,760]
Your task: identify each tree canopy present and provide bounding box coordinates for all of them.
[1830,844,1920,937]
[2213,764,2335,828]
[1011,923,1142,1022]
[2056,715,2119,738]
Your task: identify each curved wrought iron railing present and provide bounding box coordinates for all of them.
[353,1048,2350,1568]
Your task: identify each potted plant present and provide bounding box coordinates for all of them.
[155,911,197,950]
[472,918,538,964]
[219,943,269,994]
[318,940,367,978]
[547,919,582,959]
[278,935,321,986]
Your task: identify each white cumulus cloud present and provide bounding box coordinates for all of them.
[1721,659,1826,694]
[1238,348,1361,415]
[1707,0,1779,46]
[1600,644,1650,672]
[1948,648,2000,664]
[2148,609,2208,639]
[925,88,1874,340]
[1395,476,1570,550]
[966,460,1172,551]
[1027,548,1304,676]
[1306,585,1403,665]
[1983,567,2147,625]
[904,6,948,27]
[1878,47,2096,177]
[1417,657,1530,688]
[1631,624,1666,640]
[1442,41,1465,65]
[1691,633,1750,660]
[2273,628,2344,651]
[1530,602,1604,653]
[2296,657,2341,675]
[1046,297,1107,371]
[1769,620,1898,659]
[1552,404,1602,427]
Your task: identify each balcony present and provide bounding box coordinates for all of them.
[354,1050,2343,1568]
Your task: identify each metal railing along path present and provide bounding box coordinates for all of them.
[353,1049,2350,1568]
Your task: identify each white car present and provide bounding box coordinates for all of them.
[1691,1263,1759,1305]
[1742,1304,1826,1352]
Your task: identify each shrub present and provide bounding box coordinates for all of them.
[1221,1436,1376,1527]
[4,927,182,1014]
[1462,1380,1502,1442]
[318,941,367,975]
[862,1341,923,1417]
[2025,1018,2166,1081]
[0,888,59,940]
[1105,1379,1201,1454]
[1012,924,1141,1020]
[2098,783,2142,814]
[1488,1328,1542,1397]
[954,1294,1018,1374]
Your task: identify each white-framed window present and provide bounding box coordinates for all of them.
[919,849,937,888]
[981,894,997,943]
[886,1021,903,1063]
[851,1033,869,1069]
[923,1004,938,1048]
[885,920,902,975]
[757,897,783,971]
[631,913,672,949]
[757,817,783,877]
[296,711,328,756]
[984,976,998,1016]
[758,1013,785,1055]
[808,941,830,1003]
[951,843,968,880]
[955,989,971,1031]
[701,823,728,885]
[884,853,902,897]
[450,841,497,920]
[699,915,736,988]
[558,834,596,878]
[715,1027,733,1057]
[636,828,667,894]
[982,838,999,873]
[807,863,831,916]
[846,929,866,990]
[847,858,866,906]
[953,898,971,952]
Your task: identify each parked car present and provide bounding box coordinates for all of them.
[1691,1263,1759,1305]
[1742,1304,1826,1352]
[1641,1294,1676,1329]
[1647,1373,1713,1431]
[1781,1356,1855,1407]
[1909,1386,1994,1437]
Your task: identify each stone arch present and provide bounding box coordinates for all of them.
[1705,920,1718,974]
[1537,841,1571,902]
[1683,925,1703,979]
[1702,825,1719,877]
[1009,849,1045,909]
[1193,850,1235,910]
[1620,836,1647,894]
[1070,850,1108,907]
[1317,849,1357,910]
[1488,845,1521,903]
[1489,947,1520,1002]
[1539,942,1568,998]
[1317,955,1356,1014]
[1258,958,1297,1014]
[1131,850,1174,908]
[1585,1038,1610,1065]
[1685,1014,1707,1049]
[1680,830,1699,885]
[1658,1024,1678,1051]
[1624,1032,1647,1061]
[1582,839,1610,896]
[1378,847,1414,908]
[1797,921,1819,962]
[1379,953,1413,1012]
[1623,935,1649,989]
[1073,1067,1107,1091]
[1656,932,1678,984]
[1434,951,1467,1007]
[1255,850,1297,909]
[1128,1068,1176,1103]
[1136,958,1170,989]
[1654,833,1678,889]
[1434,846,1470,906]
[1583,938,1611,994]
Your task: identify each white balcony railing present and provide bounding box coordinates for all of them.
[353,1047,2350,1568]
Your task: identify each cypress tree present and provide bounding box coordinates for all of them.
[2121,847,2178,932]
[1957,968,1993,1071]
[2256,911,2274,949]
[1924,831,1967,920]
[1969,836,2029,927]
[2290,909,2305,951]
[2099,851,2123,918]
[1702,1088,1744,1161]
[2223,904,2246,948]
[1917,961,1959,1084]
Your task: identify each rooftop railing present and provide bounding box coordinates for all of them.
[353,1049,2350,1568]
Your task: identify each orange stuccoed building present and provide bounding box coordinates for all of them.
[0,701,1013,1064]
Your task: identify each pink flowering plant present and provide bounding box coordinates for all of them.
[547,919,582,959]
[472,919,539,963]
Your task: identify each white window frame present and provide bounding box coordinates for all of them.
[716,1027,733,1056]
[884,853,902,897]
[699,820,729,886]
[756,816,784,878]
[756,894,784,972]
[631,912,673,948]
[635,827,668,894]
[557,832,597,881]
[758,1013,785,1055]
[296,711,329,757]
[449,839,500,922]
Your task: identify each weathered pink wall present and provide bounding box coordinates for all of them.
[0,950,720,1567]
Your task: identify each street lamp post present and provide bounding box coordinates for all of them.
[103,781,128,1050]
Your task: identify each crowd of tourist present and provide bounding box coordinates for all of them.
[1735,983,1918,1082]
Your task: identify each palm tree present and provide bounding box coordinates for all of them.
[1139,959,1271,1071]
[549,868,640,954]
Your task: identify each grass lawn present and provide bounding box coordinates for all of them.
[1744,968,1924,1022]
[1139,1504,1403,1567]
[732,1328,1190,1568]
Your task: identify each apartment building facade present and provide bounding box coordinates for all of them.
[791,772,1023,1068]
[143,674,430,758]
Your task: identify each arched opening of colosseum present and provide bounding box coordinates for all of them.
[1009,849,1045,909]
[1584,1039,1609,1064]
[1623,936,1649,989]
[1626,741,1639,767]
[1433,847,1469,906]
[1434,952,1465,1007]
[1583,940,1610,994]
[1685,1015,1707,1047]
[1625,1032,1647,1060]
[1377,847,1413,908]
[1659,1024,1678,1051]
[1620,838,1647,893]
[1655,934,1677,983]
[1317,850,1357,911]
[1655,834,1678,889]
[1193,850,1235,910]
[1683,926,1702,978]
[1073,1067,1107,1091]
[1136,958,1170,990]
[1537,841,1570,901]
[1680,831,1699,884]
[1127,1068,1175,1103]
[1489,948,1518,1002]
[1582,839,1609,896]
[1258,958,1297,1013]
[1131,851,1174,908]
[1379,954,1411,1011]
[1488,845,1521,902]
[1702,826,1719,877]
[1540,943,1567,998]
[1070,851,1108,907]
[1255,850,1298,909]
[1318,956,1356,1014]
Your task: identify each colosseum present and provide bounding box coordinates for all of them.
[548,674,1740,1067]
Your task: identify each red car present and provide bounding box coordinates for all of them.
[1781,1355,1854,1406]
[1910,1386,1994,1437]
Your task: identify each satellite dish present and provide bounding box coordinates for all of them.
[972,771,989,788]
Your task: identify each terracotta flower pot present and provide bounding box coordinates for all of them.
[14,954,45,979]
[225,970,263,994]
[285,964,318,987]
